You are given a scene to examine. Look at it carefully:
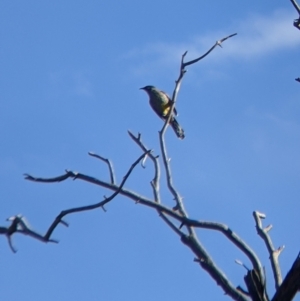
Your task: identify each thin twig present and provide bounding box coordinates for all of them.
[128,131,183,237]
[128,130,161,204]
[88,152,116,184]
[253,211,283,289]
[183,33,237,67]
[159,130,191,223]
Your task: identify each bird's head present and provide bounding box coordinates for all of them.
[140,85,155,95]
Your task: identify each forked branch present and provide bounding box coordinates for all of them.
[3,150,150,249]
[253,211,283,289]
[88,152,116,184]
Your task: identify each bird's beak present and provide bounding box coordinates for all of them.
[140,87,146,90]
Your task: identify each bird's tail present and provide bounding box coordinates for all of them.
[170,117,185,139]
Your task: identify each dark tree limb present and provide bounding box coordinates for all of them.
[271,253,300,301]
[253,211,283,289]
[244,268,269,301]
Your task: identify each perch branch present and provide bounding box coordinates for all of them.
[160,32,237,218]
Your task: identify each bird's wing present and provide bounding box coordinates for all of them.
[159,90,178,116]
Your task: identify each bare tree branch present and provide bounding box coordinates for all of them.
[161,32,237,142]
[159,33,237,218]
[182,218,264,277]
[253,211,283,289]
[182,234,248,301]
[291,0,300,15]
[128,130,161,204]
[183,33,237,68]
[24,167,264,276]
[291,0,300,29]
[128,130,185,237]
[5,151,149,245]
[88,152,116,184]
[43,150,151,241]
[0,215,58,253]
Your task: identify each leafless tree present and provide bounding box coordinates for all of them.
[1,33,299,301]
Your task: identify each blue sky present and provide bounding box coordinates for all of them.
[1,1,300,300]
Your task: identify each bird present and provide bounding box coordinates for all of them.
[140,85,185,139]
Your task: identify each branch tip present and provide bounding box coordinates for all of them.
[235,259,249,271]
[275,245,285,254]
[255,211,266,219]
[49,239,59,243]
[264,224,272,232]
[60,220,69,227]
